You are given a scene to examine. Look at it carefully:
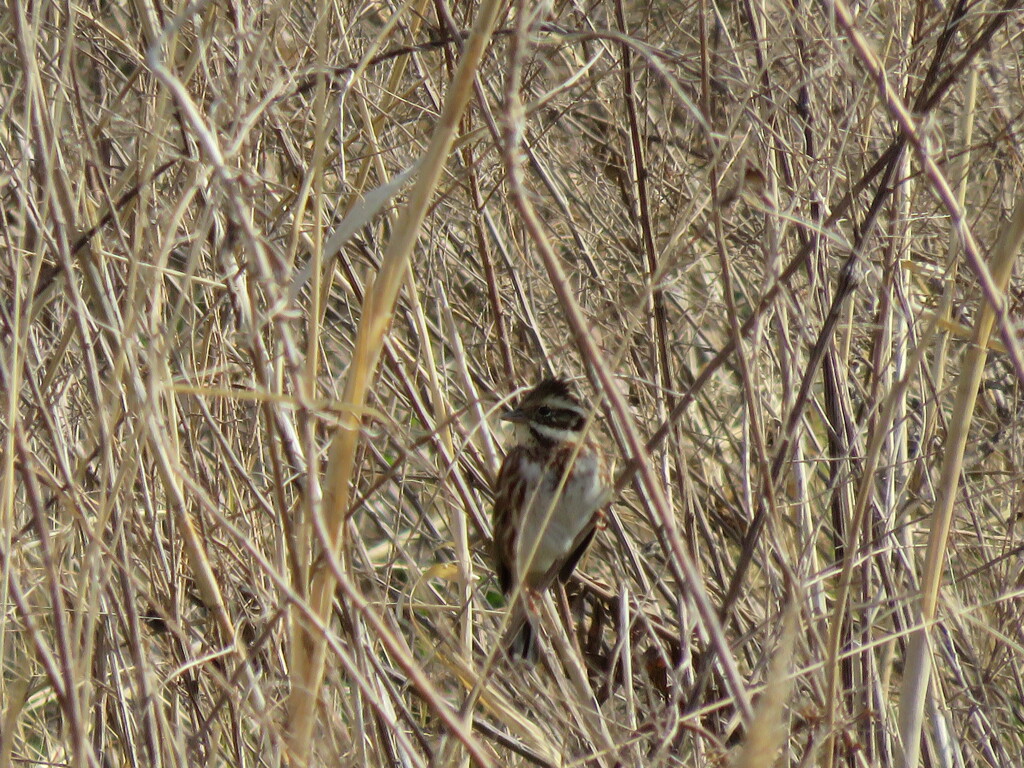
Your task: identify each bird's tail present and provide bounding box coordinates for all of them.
[502,599,539,663]
[507,617,538,662]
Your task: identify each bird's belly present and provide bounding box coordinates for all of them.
[516,471,601,583]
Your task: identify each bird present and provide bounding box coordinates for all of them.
[491,378,609,660]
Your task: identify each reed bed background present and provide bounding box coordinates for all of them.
[2,0,1023,766]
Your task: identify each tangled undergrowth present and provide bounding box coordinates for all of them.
[1,1,1023,766]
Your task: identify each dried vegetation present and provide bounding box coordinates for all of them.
[1,0,1023,766]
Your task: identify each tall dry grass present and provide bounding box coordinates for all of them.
[1,1,1023,766]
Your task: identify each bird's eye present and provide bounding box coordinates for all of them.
[536,405,552,418]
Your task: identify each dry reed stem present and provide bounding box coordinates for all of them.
[897,190,1024,767]
[283,1,505,762]
[731,588,799,768]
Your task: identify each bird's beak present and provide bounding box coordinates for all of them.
[501,408,529,424]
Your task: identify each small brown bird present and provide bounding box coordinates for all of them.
[492,378,609,660]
